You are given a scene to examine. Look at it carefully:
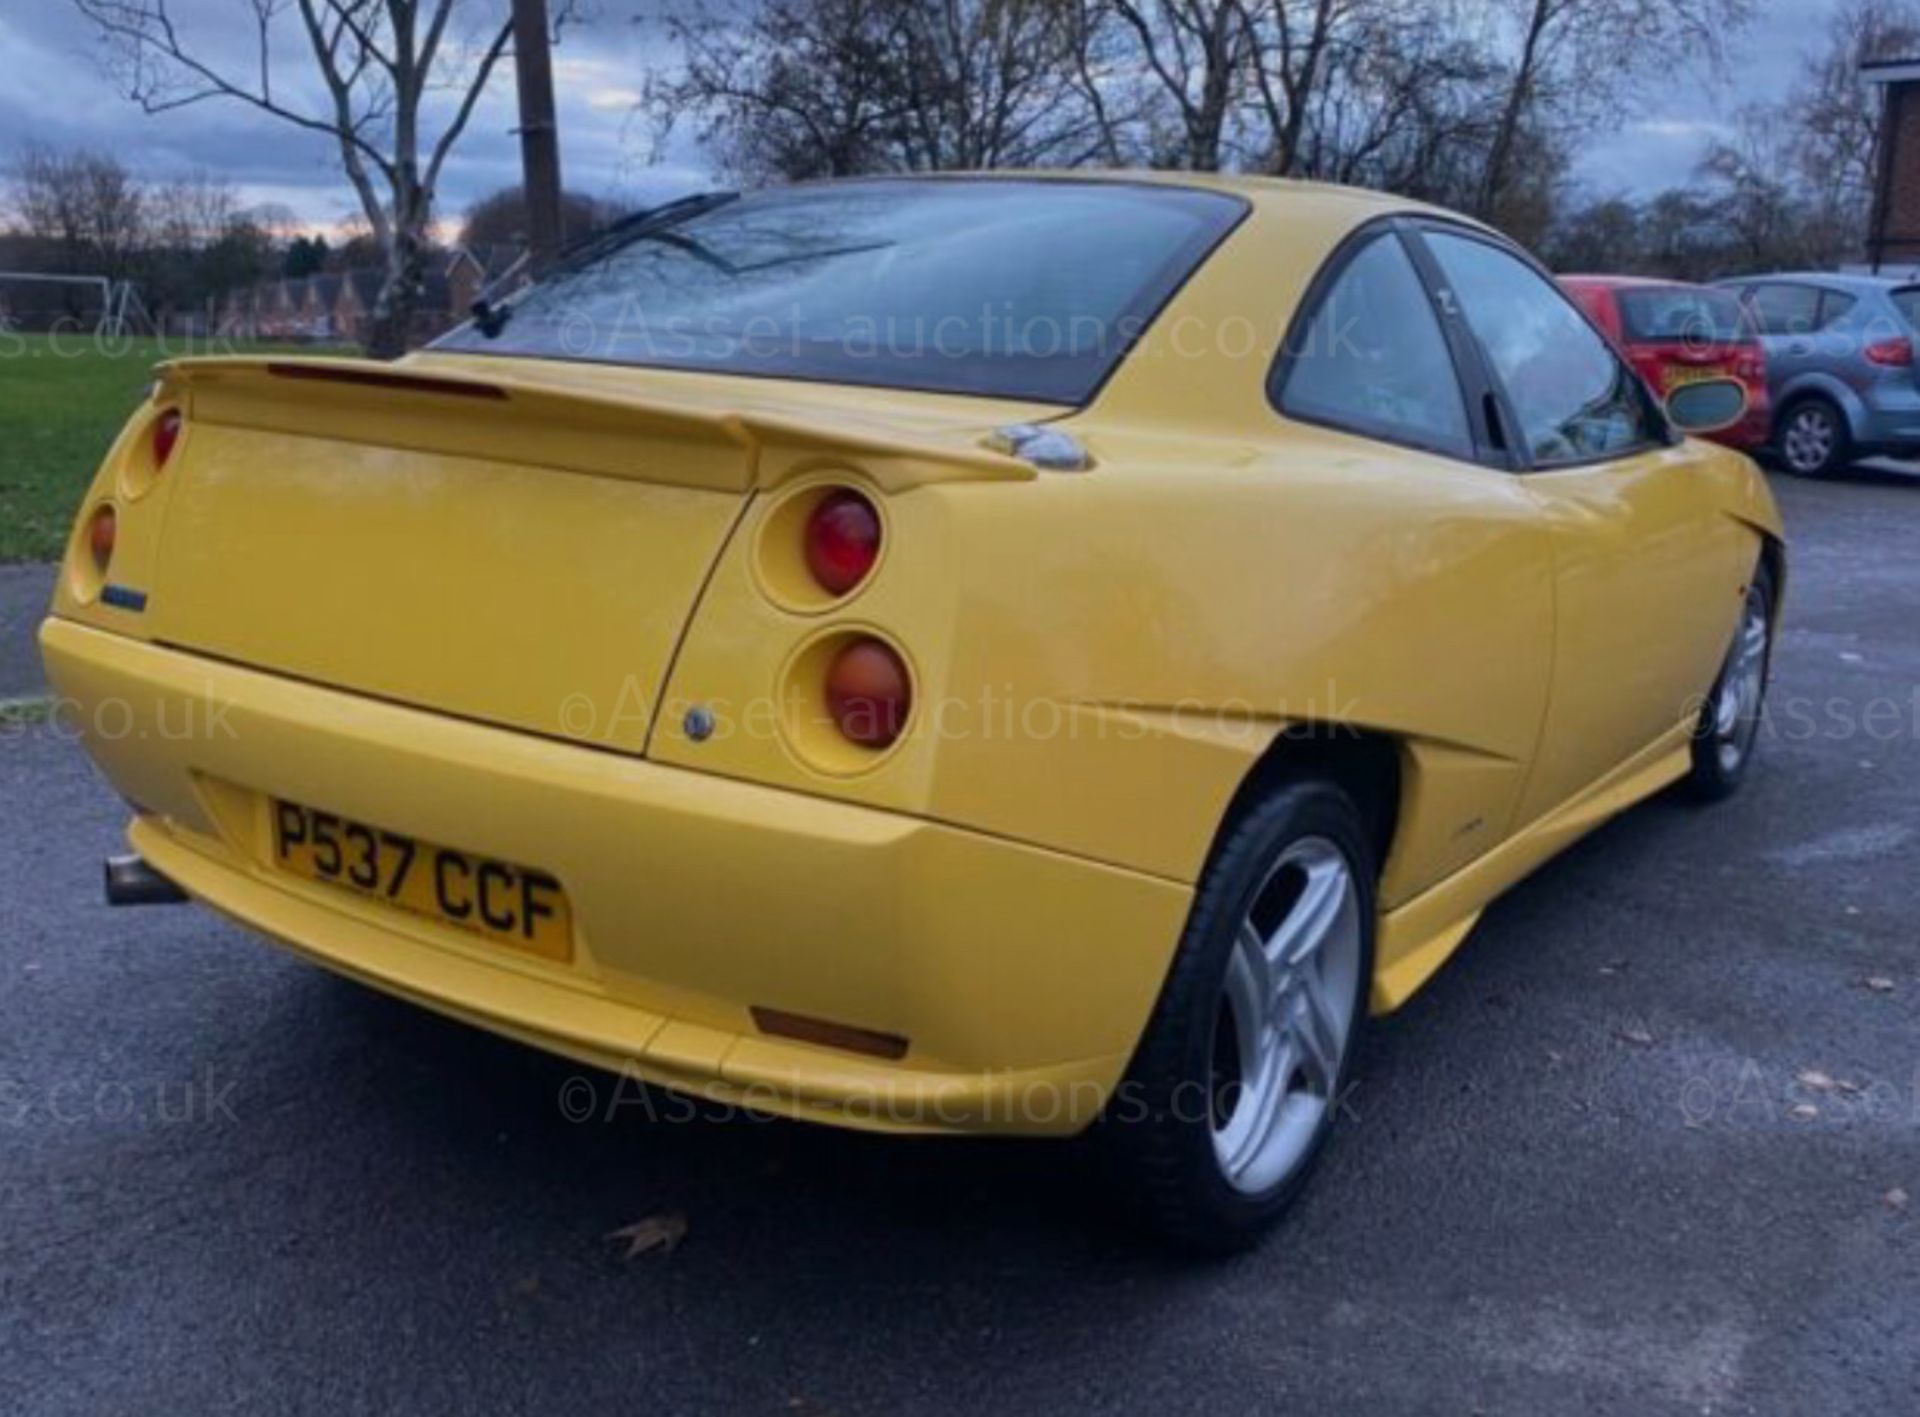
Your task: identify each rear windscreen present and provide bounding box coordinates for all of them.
[1892,287,1920,330]
[1618,287,1752,344]
[434,180,1247,405]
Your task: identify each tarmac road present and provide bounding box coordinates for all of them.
[2,467,1917,1415]
[0,563,53,698]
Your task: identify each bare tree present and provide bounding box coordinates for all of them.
[1105,0,1253,169]
[1540,0,1920,284]
[1297,15,1503,207]
[646,0,912,180]
[1239,0,1361,175]
[6,145,149,280]
[1476,0,1753,225]
[145,172,275,318]
[893,0,1116,169]
[1800,0,1920,239]
[1540,193,1645,274]
[646,0,1108,182]
[149,171,240,253]
[1063,0,1139,165]
[67,0,571,357]
[460,183,620,248]
[7,147,271,320]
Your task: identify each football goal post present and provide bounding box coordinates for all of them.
[0,272,146,338]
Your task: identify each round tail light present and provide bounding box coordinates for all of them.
[824,637,911,748]
[152,408,183,468]
[804,490,881,596]
[88,504,118,571]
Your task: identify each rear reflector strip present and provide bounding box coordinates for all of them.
[749,1006,910,1061]
[265,363,509,401]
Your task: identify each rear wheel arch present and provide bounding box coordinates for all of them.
[1775,377,1862,435]
[1208,726,1404,883]
[1757,535,1786,611]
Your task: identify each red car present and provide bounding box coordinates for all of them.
[1560,276,1771,450]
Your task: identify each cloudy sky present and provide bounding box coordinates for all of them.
[0,0,1860,234]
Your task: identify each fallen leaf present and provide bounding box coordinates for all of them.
[1886,1188,1910,1212]
[1798,1070,1838,1093]
[1790,1103,1819,1121]
[607,1211,688,1259]
[1615,1027,1655,1048]
[1865,976,1897,993]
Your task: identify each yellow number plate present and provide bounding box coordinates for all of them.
[1666,364,1731,390]
[269,800,573,961]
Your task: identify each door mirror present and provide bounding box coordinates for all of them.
[1665,378,1749,436]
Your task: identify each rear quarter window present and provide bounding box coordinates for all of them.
[1818,291,1859,329]
[1745,284,1823,337]
[1275,232,1475,460]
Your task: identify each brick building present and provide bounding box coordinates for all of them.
[1865,58,1920,270]
[217,248,522,347]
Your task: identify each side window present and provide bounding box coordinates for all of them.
[1423,231,1662,468]
[1275,232,1475,460]
[1817,291,1859,330]
[1747,284,1822,336]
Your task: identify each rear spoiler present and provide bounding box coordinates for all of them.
[156,357,1036,494]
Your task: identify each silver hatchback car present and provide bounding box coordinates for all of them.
[1716,273,1920,476]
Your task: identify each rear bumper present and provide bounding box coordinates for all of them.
[1716,399,1773,451]
[1839,382,1920,452]
[1856,412,1920,454]
[40,617,1191,1136]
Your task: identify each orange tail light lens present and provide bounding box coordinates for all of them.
[824,636,911,748]
[88,504,118,571]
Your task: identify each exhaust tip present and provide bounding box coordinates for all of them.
[104,854,189,907]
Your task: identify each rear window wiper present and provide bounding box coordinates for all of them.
[465,190,743,339]
[552,190,742,276]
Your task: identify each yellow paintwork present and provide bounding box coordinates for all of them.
[42,173,1784,1135]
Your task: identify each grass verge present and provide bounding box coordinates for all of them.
[0,332,333,562]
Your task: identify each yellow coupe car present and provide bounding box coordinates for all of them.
[42,174,1782,1250]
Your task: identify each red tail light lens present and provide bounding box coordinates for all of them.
[88,504,118,571]
[825,637,911,748]
[804,490,881,596]
[1867,338,1914,368]
[152,408,183,468]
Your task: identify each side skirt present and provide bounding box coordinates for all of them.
[1369,724,1694,1013]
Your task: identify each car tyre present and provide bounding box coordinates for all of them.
[1103,781,1375,1254]
[1686,559,1776,801]
[1776,397,1849,477]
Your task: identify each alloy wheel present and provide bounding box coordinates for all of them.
[1208,836,1362,1196]
[1782,406,1837,474]
[1712,582,1772,773]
